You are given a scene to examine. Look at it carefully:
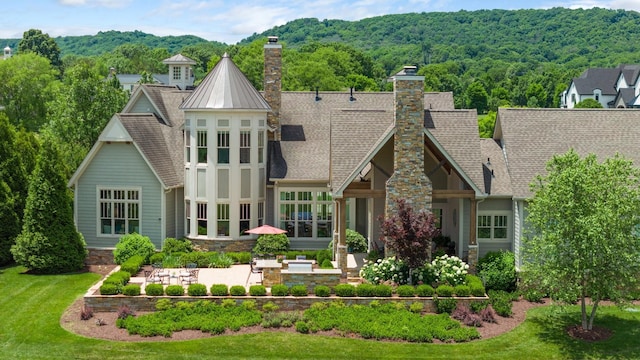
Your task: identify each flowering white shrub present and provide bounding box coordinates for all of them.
[431,254,469,286]
[359,257,409,285]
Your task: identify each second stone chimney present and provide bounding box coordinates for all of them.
[385,65,432,213]
[264,36,282,141]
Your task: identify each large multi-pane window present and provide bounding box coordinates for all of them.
[173,66,181,80]
[197,203,207,236]
[240,131,251,164]
[197,130,207,164]
[217,203,230,236]
[217,131,229,164]
[279,190,333,238]
[239,203,251,234]
[477,214,509,240]
[99,189,140,235]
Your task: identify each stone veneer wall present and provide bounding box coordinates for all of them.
[86,248,115,265]
[189,238,256,253]
[264,39,282,141]
[280,269,342,291]
[385,71,432,211]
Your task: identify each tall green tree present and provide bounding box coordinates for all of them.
[524,149,640,330]
[0,181,19,265]
[43,61,128,177]
[0,53,59,131]
[18,29,62,70]
[466,80,488,114]
[11,137,87,274]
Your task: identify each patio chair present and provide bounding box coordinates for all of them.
[249,260,263,285]
[186,262,197,269]
[146,270,162,285]
[181,269,199,285]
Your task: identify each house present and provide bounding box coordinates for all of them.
[108,53,196,93]
[560,64,640,108]
[491,107,640,267]
[69,36,640,273]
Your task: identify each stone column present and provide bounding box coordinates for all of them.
[336,198,348,278]
[263,36,281,141]
[384,66,433,256]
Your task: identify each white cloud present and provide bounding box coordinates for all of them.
[58,0,131,8]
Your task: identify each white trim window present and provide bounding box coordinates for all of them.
[477,212,509,241]
[279,190,333,239]
[98,188,140,235]
[173,66,181,80]
[239,203,251,234]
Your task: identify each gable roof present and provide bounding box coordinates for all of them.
[495,108,640,199]
[118,113,182,188]
[163,54,196,65]
[479,138,512,196]
[572,67,620,95]
[180,53,270,110]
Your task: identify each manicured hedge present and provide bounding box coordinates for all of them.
[334,284,356,297]
[145,284,164,296]
[99,283,119,295]
[249,285,267,296]
[290,285,308,297]
[122,283,141,296]
[230,285,246,296]
[416,284,435,297]
[187,284,207,296]
[396,285,416,297]
[120,255,145,275]
[314,285,331,297]
[270,284,289,296]
[165,285,184,296]
[210,284,229,296]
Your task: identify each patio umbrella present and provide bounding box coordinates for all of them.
[244,224,288,235]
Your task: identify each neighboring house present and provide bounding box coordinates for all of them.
[108,53,195,93]
[70,37,640,272]
[560,64,640,108]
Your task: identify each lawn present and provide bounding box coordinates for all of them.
[1,265,639,360]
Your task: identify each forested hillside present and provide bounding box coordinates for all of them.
[244,8,640,72]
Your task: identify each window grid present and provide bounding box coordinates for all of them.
[258,130,264,163]
[280,191,332,238]
[217,203,230,236]
[258,202,264,226]
[217,131,229,164]
[185,200,191,235]
[240,131,251,164]
[185,130,191,163]
[477,214,508,240]
[197,203,207,236]
[173,66,181,80]
[99,189,140,235]
[197,130,207,164]
[239,203,251,234]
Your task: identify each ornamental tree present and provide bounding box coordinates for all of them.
[524,149,640,331]
[379,198,440,270]
[11,137,87,273]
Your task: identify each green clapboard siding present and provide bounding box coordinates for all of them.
[75,142,164,249]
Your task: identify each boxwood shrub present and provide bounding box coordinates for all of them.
[396,285,416,297]
[454,285,471,297]
[230,285,246,296]
[249,285,267,296]
[187,284,207,296]
[228,252,252,264]
[104,271,131,286]
[99,283,119,295]
[179,251,210,267]
[120,255,145,275]
[334,284,356,297]
[165,285,184,296]
[314,285,331,297]
[436,284,455,297]
[416,284,435,297]
[122,283,141,296]
[149,252,165,265]
[434,297,458,314]
[374,284,393,297]
[113,233,156,264]
[290,285,308,297]
[270,284,289,296]
[145,283,164,296]
[356,283,376,297]
[210,284,229,296]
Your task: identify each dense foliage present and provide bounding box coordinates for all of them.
[252,234,290,254]
[379,199,440,269]
[10,138,87,273]
[113,233,156,265]
[525,149,640,330]
[477,250,517,292]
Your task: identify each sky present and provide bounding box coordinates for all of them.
[3,0,640,44]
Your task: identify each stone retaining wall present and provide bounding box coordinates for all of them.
[86,249,115,265]
[189,238,256,253]
[280,269,342,291]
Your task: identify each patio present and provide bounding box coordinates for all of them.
[129,253,366,294]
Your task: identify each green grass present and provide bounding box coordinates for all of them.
[1,264,639,359]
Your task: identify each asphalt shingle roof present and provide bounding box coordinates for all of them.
[495,108,640,199]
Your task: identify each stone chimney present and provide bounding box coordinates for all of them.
[264,36,282,141]
[385,66,432,213]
